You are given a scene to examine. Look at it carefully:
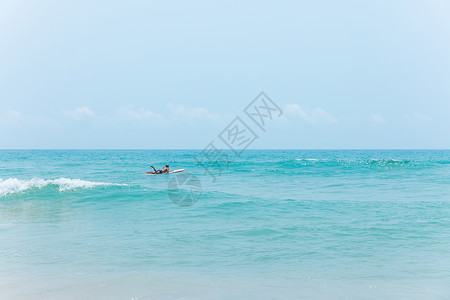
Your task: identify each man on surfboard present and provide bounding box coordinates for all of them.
[146,165,169,175]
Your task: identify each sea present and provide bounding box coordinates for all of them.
[1,150,449,300]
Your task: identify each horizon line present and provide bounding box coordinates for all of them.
[0,148,449,151]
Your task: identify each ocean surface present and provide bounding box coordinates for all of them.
[1,150,449,299]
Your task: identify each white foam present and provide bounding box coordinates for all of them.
[295,158,320,162]
[0,178,123,196]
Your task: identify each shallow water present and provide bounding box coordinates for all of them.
[1,150,449,299]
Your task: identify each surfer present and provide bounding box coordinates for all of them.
[146,165,169,175]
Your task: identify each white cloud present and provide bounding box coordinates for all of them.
[404,113,432,122]
[370,114,386,124]
[115,104,219,124]
[284,104,309,120]
[0,109,59,127]
[284,104,337,123]
[0,110,23,125]
[4,109,22,118]
[64,106,95,120]
[116,106,164,121]
[167,104,219,122]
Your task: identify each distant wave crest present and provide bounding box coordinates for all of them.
[293,158,418,165]
[229,157,449,173]
[0,178,124,196]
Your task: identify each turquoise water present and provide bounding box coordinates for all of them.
[1,150,450,299]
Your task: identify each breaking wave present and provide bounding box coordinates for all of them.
[0,178,125,197]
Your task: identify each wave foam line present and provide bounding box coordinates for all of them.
[0,178,125,196]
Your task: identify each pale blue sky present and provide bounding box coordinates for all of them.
[1,0,449,149]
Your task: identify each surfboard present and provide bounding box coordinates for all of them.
[145,169,185,175]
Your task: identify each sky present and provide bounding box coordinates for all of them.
[0,0,449,149]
